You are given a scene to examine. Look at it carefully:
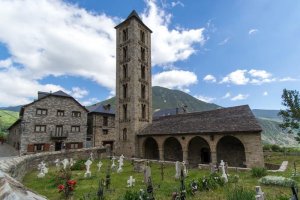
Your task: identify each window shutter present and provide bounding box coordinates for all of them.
[27,144,34,152]
[66,143,71,150]
[44,144,50,151]
[78,142,83,149]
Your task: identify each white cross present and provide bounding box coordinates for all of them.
[127,176,135,187]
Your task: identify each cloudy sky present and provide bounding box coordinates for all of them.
[0,0,299,109]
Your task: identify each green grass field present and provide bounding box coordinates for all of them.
[22,153,300,200]
[0,109,19,136]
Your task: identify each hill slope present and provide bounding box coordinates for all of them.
[0,110,19,135]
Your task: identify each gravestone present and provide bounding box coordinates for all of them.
[37,162,47,178]
[182,161,188,177]
[90,152,94,161]
[97,161,103,172]
[111,156,116,171]
[224,161,228,175]
[209,163,216,174]
[134,159,145,172]
[127,176,135,187]
[54,159,60,169]
[144,165,151,183]
[84,159,93,178]
[61,158,69,170]
[117,155,124,173]
[69,158,75,167]
[175,161,181,179]
[220,160,228,183]
[255,186,264,200]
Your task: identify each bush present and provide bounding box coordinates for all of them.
[259,176,297,187]
[251,167,267,178]
[199,173,225,191]
[228,174,239,183]
[226,186,255,200]
[271,144,282,152]
[70,160,85,171]
[119,190,141,200]
[263,144,272,151]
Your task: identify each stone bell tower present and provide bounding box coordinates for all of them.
[115,10,152,157]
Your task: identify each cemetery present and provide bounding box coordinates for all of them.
[15,151,300,200]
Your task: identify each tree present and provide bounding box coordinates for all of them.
[278,89,300,142]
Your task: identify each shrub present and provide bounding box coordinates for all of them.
[263,144,272,151]
[228,174,239,183]
[198,173,225,191]
[251,167,267,178]
[259,176,297,187]
[70,160,85,171]
[271,144,282,152]
[119,190,140,200]
[225,186,255,200]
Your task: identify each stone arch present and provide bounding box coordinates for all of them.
[144,137,159,160]
[164,137,183,161]
[188,136,211,167]
[217,135,246,167]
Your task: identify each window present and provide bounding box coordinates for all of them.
[72,111,81,117]
[36,108,47,115]
[57,110,65,116]
[35,125,46,132]
[103,116,108,126]
[34,144,45,151]
[123,104,127,120]
[141,47,145,61]
[123,28,128,41]
[140,30,145,43]
[141,65,145,79]
[123,46,128,60]
[141,84,146,99]
[71,126,80,132]
[123,64,128,79]
[55,125,63,136]
[123,128,127,141]
[70,143,79,149]
[103,129,108,135]
[123,84,128,99]
[142,104,146,119]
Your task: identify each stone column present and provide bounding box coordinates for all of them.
[182,150,188,163]
[159,148,164,161]
[211,151,217,163]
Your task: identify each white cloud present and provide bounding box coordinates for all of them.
[248,69,271,79]
[220,69,249,85]
[152,70,198,91]
[171,1,184,7]
[141,0,206,65]
[218,37,230,45]
[231,94,249,101]
[69,87,88,99]
[203,74,216,83]
[248,29,258,35]
[263,91,268,96]
[0,0,206,106]
[81,97,100,106]
[279,77,298,82]
[194,95,215,103]
[222,92,231,99]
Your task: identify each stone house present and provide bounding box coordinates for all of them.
[87,104,116,150]
[7,91,88,155]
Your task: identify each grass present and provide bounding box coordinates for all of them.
[22,153,300,200]
[0,109,19,136]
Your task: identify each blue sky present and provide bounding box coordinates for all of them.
[0,0,299,109]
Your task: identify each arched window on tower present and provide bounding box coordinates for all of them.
[141,84,146,99]
[141,65,145,80]
[123,84,128,99]
[123,46,128,61]
[123,128,127,141]
[123,28,128,42]
[142,104,146,119]
[141,47,145,61]
[123,64,128,79]
[140,30,145,43]
[123,104,127,120]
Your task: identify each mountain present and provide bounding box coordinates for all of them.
[0,105,22,112]
[0,110,19,135]
[87,86,221,112]
[252,109,281,121]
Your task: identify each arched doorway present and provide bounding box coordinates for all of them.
[188,136,211,167]
[217,136,246,167]
[144,137,159,160]
[164,137,183,161]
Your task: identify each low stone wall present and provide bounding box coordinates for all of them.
[0,147,107,182]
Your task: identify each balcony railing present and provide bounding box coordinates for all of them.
[50,131,68,139]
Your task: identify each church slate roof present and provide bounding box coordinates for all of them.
[88,104,115,115]
[138,105,262,136]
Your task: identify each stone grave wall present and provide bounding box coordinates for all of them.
[0,147,108,182]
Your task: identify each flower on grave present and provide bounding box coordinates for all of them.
[58,184,65,192]
[67,180,77,186]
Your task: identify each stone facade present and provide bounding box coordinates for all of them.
[8,91,88,155]
[87,111,116,150]
[115,11,153,157]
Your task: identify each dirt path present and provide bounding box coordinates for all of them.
[0,143,19,160]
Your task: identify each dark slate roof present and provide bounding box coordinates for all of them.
[7,119,21,130]
[153,108,186,119]
[88,104,115,115]
[138,105,262,136]
[115,10,152,33]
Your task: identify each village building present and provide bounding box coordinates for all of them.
[113,10,264,168]
[7,91,88,155]
[87,104,116,150]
